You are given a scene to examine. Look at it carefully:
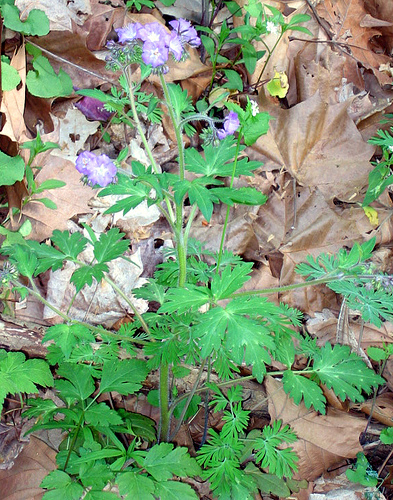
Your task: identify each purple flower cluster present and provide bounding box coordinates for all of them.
[217,111,240,139]
[115,18,200,70]
[75,151,117,187]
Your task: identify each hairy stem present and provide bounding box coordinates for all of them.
[216,134,242,268]
[168,359,207,441]
[158,363,170,443]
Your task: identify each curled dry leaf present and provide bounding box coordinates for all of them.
[265,376,364,481]
[0,45,26,143]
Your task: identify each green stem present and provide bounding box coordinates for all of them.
[124,66,175,225]
[104,276,150,336]
[15,280,148,344]
[255,33,283,88]
[230,273,375,298]
[63,410,85,471]
[125,66,159,175]
[159,74,185,181]
[158,363,170,443]
[216,134,242,269]
[168,359,207,441]
[157,74,190,440]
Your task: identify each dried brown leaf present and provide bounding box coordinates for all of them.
[0,436,56,500]
[27,31,119,88]
[22,155,93,241]
[0,45,26,143]
[316,0,392,85]
[255,92,374,200]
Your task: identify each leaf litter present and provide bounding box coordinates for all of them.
[0,0,393,498]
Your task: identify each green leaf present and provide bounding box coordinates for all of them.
[367,346,388,362]
[282,370,326,413]
[26,55,73,98]
[346,452,378,487]
[1,60,21,91]
[70,263,109,292]
[8,245,38,279]
[84,491,120,500]
[223,69,243,91]
[133,280,167,305]
[242,112,271,145]
[141,443,201,481]
[188,181,215,221]
[154,480,199,500]
[116,410,156,442]
[254,420,298,478]
[211,262,253,300]
[201,34,216,59]
[211,186,267,207]
[312,343,384,402]
[26,241,65,274]
[185,136,239,177]
[0,349,53,411]
[2,5,49,35]
[244,463,291,497]
[99,174,151,215]
[43,324,95,360]
[85,403,123,427]
[34,197,57,209]
[99,358,149,395]
[41,470,84,500]
[78,462,115,490]
[328,280,393,327]
[93,228,129,264]
[52,230,88,260]
[117,471,155,499]
[158,286,211,314]
[380,427,393,444]
[167,83,193,118]
[55,363,95,402]
[0,152,25,186]
[34,179,66,193]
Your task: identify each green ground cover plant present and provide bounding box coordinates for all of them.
[0,6,392,499]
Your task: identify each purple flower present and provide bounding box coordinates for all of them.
[142,42,169,67]
[167,32,184,60]
[116,22,142,43]
[75,152,117,187]
[75,151,96,175]
[138,22,169,44]
[169,18,201,47]
[217,111,240,139]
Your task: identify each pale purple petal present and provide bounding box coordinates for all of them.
[169,18,200,47]
[142,41,169,67]
[116,23,142,43]
[168,32,183,60]
[75,151,97,175]
[224,111,240,135]
[86,154,117,187]
[138,22,169,45]
[217,111,240,139]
